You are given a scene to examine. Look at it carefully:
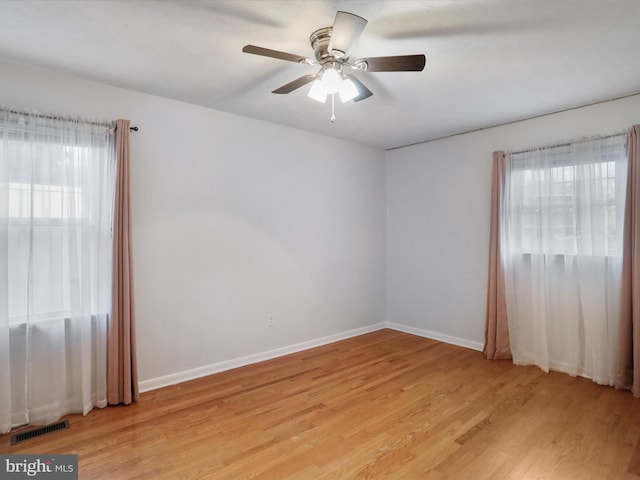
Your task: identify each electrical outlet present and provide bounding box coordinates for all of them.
[268,315,275,327]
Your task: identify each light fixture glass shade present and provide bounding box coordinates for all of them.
[308,80,328,103]
[338,78,359,103]
[321,68,342,94]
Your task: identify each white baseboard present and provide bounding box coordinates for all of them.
[385,322,484,352]
[139,321,484,393]
[139,322,387,393]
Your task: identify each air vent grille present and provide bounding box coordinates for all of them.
[10,420,70,445]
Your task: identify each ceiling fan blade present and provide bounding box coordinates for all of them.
[356,54,426,72]
[272,74,316,94]
[242,45,312,64]
[345,75,373,102]
[328,11,368,59]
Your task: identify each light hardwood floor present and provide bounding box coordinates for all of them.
[2,329,640,479]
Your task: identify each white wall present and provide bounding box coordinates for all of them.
[5,56,640,390]
[386,94,640,350]
[0,59,386,387]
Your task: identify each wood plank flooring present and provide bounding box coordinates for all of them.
[2,329,640,479]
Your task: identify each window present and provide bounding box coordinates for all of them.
[3,121,115,325]
[9,183,83,220]
[504,137,627,257]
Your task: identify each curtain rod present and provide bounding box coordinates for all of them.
[508,130,627,156]
[1,108,138,132]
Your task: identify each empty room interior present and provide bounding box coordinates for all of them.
[1,1,640,478]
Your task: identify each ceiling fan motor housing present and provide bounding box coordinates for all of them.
[310,27,337,64]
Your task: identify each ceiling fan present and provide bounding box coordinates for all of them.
[242,11,426,119]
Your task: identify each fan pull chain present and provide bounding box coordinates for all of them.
[330,94,336,123]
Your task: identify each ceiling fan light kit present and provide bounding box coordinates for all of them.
[242,11,426,121]
[307,63,359,104]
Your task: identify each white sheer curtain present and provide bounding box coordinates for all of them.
[0,109,116,433]
[502,133,628,385]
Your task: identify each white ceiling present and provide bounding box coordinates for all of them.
[0,0,639,150]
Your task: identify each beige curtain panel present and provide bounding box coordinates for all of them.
[107,119,140,405]
[484,151,511,360]
[616,125,640,397]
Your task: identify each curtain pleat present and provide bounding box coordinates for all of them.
[616,125,640,397]
[107,119,139,405]
[484,151,512,360]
